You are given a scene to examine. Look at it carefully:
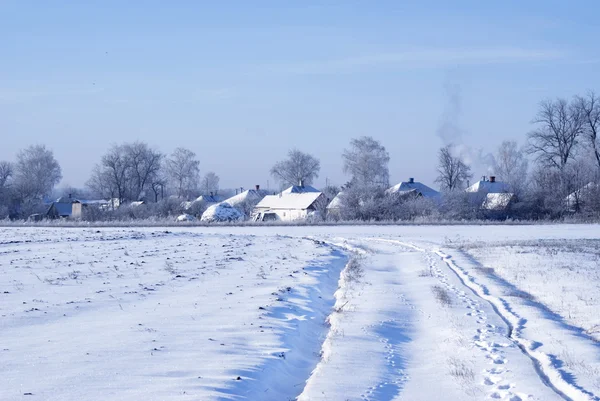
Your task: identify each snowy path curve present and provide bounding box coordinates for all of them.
[371,238,597,401]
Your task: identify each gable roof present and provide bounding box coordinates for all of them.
[327,192,345,209]
[281,185,320,194]
[255,192,324,210]
[48,202,73,217]
[386,181,440,198]
[466,180,510,194]
[482,193,516,211]
[223,189,269,207]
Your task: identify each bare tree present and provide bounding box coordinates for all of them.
[123,141,163,201]
[87,144,130,206]
[435,144,472,191]
[493,141,529,196]
[201,171,220,195]
[575,91,600,171]
[166,147,200,199]
[14,145,62,202]
[0,161,12,190]
[527,98,584,170]
[270,149,320,187]
[342,136,390,188]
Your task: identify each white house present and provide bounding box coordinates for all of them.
[386,178,440,199]
[466,176,510,194]
[253,191,326,222]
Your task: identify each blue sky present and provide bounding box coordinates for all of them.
[1,1,599,190]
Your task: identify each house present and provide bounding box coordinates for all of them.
[466,176,510,194]
[386,178,440,199]
[482,193,517,211]
[566,182,599,212]
[218,185,270,217]
[47,197,83,219]
[253,191,326,222]
[326,191,345,215]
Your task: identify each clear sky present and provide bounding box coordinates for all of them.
[1,1,599,190]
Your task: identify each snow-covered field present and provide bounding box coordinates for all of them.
[1,225,599,401]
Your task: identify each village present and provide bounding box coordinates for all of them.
[38,173,597,223]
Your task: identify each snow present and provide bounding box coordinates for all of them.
[175,214,196,222]
[386,180,440,198]
[221,189,268,208]
[482,192,516,210]
[255,192,324,210]
[467,179,511,194]
[1,225,600,401]
[281,185,320,194]
[200,203,244,222]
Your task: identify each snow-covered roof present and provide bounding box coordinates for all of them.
[194,194,225,203]
[466,180,510,194]
[201,203,244,222]
[482,193,516,211]
[182,194,225,210]
[281,185,320,194]
[223,189,269,208]
[386,181,440,198]
[327,192,345,209]
[255,192,323,210]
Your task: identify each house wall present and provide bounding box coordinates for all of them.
[71,203,82,219]
[270,208,308,221]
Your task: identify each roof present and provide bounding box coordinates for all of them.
[482,193,516,211]
[386,181,440,198]
[466,180,510,194]
[327,192,345,209]
[255,192,324,210]
[182,194,225,210]
[223,189,269,207]
[48,202,73,216]
[281,185,320,194]
[55,197,79,203]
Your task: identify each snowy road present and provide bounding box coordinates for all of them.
[1,226,599,400]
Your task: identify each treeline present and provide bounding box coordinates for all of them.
[1,91,600,222]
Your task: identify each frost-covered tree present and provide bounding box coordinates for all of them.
[166,148,200,199]
[270,149,320,187]
[435,144,472,191]
[201,171,220,195]
[576,91,600,171]
[14,145,62,202]
[87,144,130,206]
[342,136,389,188]
[123,141,163,201]
[494,141,528,196]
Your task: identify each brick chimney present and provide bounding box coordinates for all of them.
[255,184,260,191]
[490,176,496,183]
[409,178,414,184]
[299,179,304,187]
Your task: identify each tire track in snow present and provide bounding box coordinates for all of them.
[434,249,599,401]
[371,238,528,401]
[378,237,598,400]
